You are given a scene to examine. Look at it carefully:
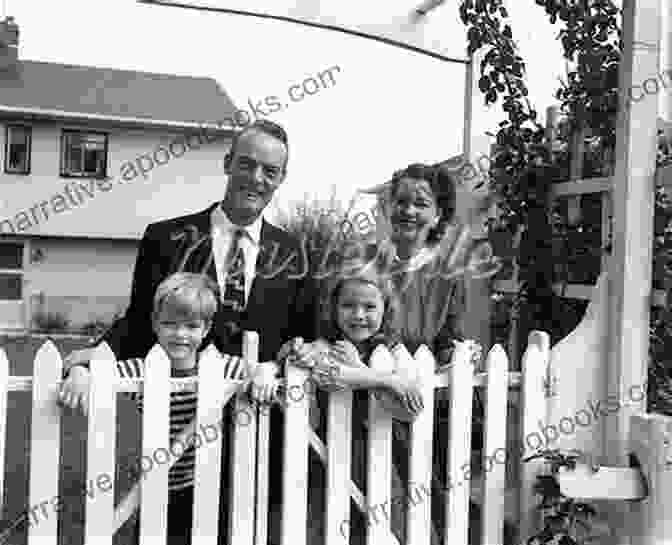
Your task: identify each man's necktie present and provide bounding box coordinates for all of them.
[221,228,246,312]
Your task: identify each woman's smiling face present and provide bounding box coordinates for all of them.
[389,177,440,248]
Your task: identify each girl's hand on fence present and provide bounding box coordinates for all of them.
[58,366,92,416]
[329,340,364,368]
[388,375,424,417]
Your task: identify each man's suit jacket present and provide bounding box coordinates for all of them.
[101,203,317,363]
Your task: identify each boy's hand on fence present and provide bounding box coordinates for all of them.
[58,366,92,416]
[277,337,303,363]
[248,362,279,405]
[63,348,94,373]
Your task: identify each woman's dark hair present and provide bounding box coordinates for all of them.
[388,162,458,245]
[319,261,400,358]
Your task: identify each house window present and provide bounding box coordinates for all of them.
[0,242,23,301]
[61,130,108,178]
[4,125,31,174]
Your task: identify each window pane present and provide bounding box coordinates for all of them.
[5,126,30,173]
[0,273,22,300]
[0,243,22,269]
[84,148,104,175]
[66,145,82,173]
[62,132,106,177]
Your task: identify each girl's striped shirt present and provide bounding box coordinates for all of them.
[116,353,247,492]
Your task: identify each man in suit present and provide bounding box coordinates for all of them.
[59,119,317,543]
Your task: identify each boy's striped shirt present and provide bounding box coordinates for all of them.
[117,353,246,491]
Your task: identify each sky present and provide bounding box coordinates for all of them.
[1,0,573,223]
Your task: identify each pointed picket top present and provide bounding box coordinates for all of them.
[28,339,62,544]
[0,346,8,514]
[411,344,434,382]
[369,343,396,373]
[389,343,418,382]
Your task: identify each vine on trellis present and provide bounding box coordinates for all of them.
[460,0,672,543]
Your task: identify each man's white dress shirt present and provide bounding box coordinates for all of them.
[210,206,263,303]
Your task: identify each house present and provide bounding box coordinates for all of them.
[0,16,239,332]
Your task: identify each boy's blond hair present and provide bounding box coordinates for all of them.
[152,273,219,325]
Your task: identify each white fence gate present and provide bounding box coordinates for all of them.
[0,332,551,545]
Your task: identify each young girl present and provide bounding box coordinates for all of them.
[286,262,424,544]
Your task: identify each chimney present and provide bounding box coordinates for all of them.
[0,16,19,70]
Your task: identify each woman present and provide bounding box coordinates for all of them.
[379,162,467,360]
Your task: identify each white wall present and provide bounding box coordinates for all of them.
[0,119,231,239]
[24,237,137,329]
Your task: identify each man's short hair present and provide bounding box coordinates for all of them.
[228,119,289,170]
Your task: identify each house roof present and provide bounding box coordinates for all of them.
[0,60,237,129]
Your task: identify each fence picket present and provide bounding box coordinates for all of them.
[228,334,259,545]
[445,341,476,545]
[27,340,62,545]
[0,347,8,516]
[406,345,436,545]
[139,344,171,544]
[325,388,353,545]
[281,365,311,545]
[518,331,550,542]
[84,342,117,545]
[480,344,509,545]
[366,345,396,545]
[191,345,230,545]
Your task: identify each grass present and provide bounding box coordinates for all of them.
[0,335,141,545]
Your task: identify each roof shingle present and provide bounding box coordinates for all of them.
[0,60,237,126]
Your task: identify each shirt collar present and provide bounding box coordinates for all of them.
[211,205,262,245]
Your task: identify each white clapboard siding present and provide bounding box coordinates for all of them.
[366,345,396,545]
[27,340,62,545]
[139,344,171,544]
[0,346,8,516]
[481,344,510,545]
[85,342,117,545]
[191,345,230,545]
[325,387,353,545]
[406,345,436,545]
[518,331,550,542]
[281,364,311,545]
[445,341,476,545]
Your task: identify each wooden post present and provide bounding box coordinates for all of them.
[605,0,660,542]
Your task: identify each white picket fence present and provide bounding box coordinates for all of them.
[0,331,551,545]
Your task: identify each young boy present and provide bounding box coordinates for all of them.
[58,272,248,544]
